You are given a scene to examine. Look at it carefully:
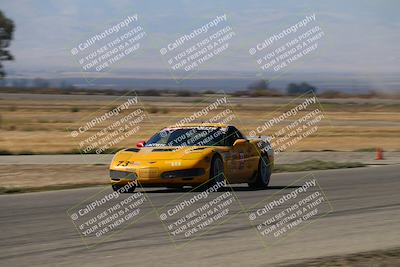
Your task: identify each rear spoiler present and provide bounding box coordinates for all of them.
[246,136,272,143]
[247,136,274,157]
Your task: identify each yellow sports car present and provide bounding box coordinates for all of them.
[109,124,274,192]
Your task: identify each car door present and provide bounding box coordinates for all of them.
[225,126,256,183]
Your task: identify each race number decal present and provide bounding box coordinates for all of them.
[239,152,245,169]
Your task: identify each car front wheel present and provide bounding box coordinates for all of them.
[112,184,136,193]
[199,155,225,191]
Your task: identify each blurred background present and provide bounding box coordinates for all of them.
[0,2,400,267]
[0,0,399,155]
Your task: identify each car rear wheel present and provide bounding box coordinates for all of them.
[249,155,271,189]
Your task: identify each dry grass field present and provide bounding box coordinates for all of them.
[0,93,399,154]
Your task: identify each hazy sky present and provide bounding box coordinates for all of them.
[2,0,400,79]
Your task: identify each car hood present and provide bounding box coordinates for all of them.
[113,146,214,161]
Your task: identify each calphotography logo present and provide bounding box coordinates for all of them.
[67,181,155,247]
[248,92,329,158]
[247,174,333,247]
[68,93,154,158]
[249,13,325,75]
[159,14,236,80]
[70,14,147,82]
[155,175,246,247]
[1,1,399,267]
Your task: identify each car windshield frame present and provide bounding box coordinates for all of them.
[144,127,228,147]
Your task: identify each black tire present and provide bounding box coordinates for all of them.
[202,155,225,190]
[166,185,184,190]
[112,183,136,193]
[248,155,271,189]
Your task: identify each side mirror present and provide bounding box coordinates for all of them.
[233,139,247,146]
[136,140,146,148]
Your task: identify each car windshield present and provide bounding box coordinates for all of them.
[145,127,227,147]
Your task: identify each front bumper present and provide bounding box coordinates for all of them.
[110,165,210,186]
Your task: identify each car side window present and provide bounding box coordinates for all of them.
[226,126,244,146]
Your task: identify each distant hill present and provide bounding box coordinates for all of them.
[2,69,399,93]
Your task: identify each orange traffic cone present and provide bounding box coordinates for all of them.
[375,148,384,160]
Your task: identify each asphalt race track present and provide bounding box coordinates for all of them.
[0,165,399,267]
